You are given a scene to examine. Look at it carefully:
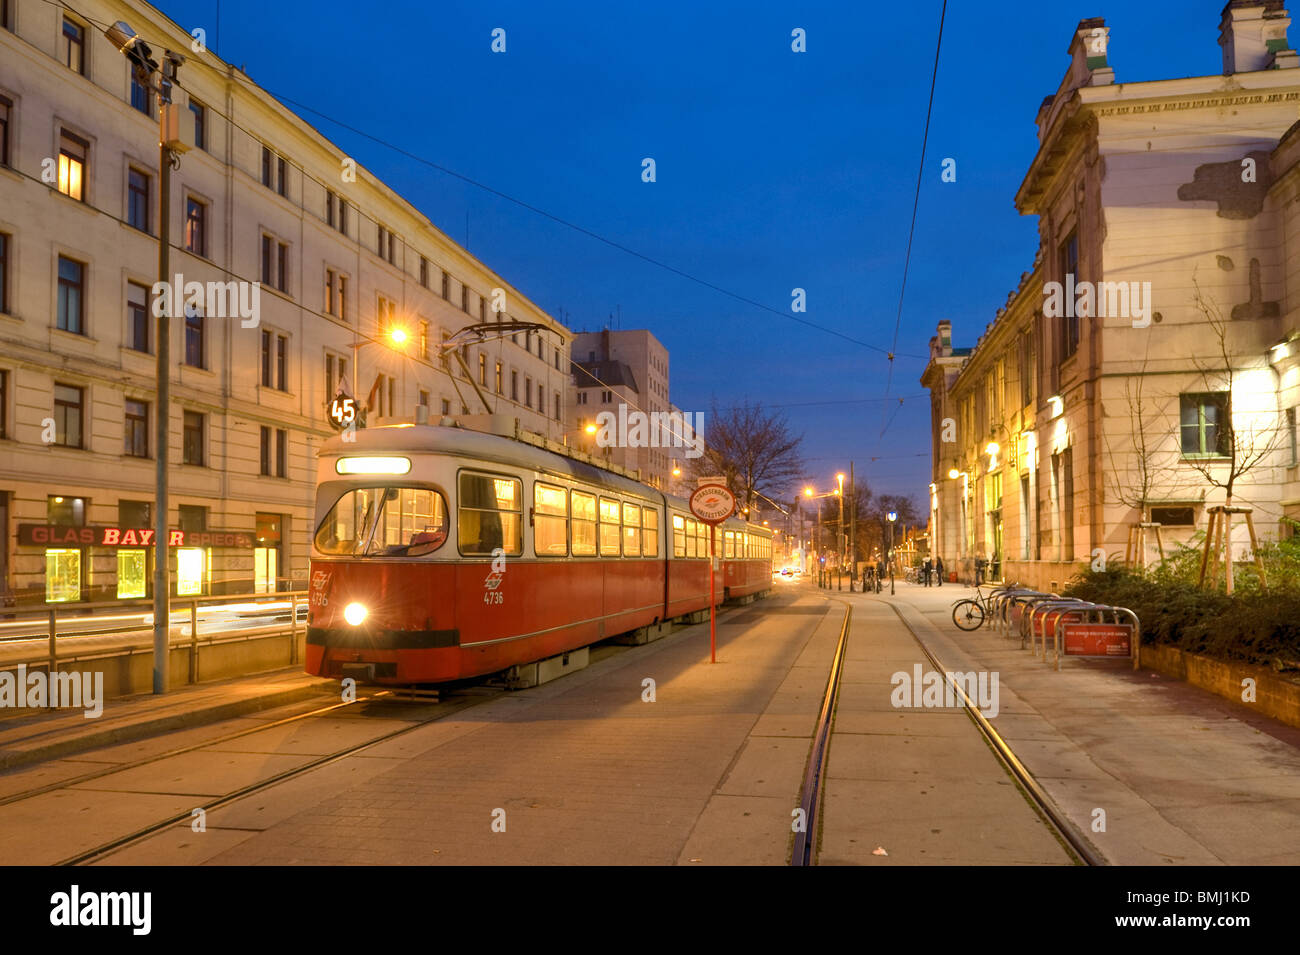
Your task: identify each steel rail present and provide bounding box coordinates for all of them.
[883,601,1107,866]
[790,600,851,867]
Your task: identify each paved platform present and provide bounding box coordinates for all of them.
[834,580,1300,865]
[0,668,337,772]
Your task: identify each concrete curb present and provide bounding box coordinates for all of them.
[0,678,337,773]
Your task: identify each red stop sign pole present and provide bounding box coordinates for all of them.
[690,484,736,664]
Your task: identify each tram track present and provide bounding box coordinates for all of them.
[0,685,500,866]
[790,594,1107,867]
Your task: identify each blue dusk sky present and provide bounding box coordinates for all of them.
[153,0,1241,504]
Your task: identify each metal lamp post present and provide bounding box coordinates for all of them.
[887,510,897,595]
[105,22,186,694]
[836,473,844,591]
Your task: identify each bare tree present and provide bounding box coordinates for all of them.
[1102,347,1198,570]
[1186,284,1285,593]
[692,399,804,516]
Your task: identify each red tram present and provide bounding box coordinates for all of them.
[305,424,773,685]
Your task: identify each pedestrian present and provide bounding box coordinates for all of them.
[923,557,933,587]
[975,555,985,586]
[935,555,944,587]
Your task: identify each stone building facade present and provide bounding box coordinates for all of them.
[923,4,1300,590]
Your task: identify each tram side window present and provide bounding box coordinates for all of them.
[458,472,523,556]
[534,482,568,557]
[623,502,641,556]
[599,497,621,556]
[685,518,697,558]
[695,520,707,558]
[672,514,686,557]
[572,490,597,556]
[724,530,734,559]
[738,532,746,558]
[643,508,659,557]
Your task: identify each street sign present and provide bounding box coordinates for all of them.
[327,390,358,431]
[690,484,735,525]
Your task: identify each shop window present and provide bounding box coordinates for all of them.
[48,494,86,525]
[46,549,81,602]
[117,550,147,598]
[176,547,205,596]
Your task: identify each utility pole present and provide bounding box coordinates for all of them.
[849,461,856,591]
[106,22,187,694]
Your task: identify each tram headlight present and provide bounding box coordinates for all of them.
[343,602,368,626]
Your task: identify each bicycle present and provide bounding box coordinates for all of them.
[951,584,994,631]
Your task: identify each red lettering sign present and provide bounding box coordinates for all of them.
[168,530,184,546]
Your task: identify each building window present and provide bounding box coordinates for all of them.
[419,389,429,408]
[189,100,205,150]
[0,95,11,167]
[377,295,396,339]
[124,399,148,457]
[62,18,85,75]
[277,155,287,197]
[511,370,518,402]
[0,368,7,439]
[53,384,83,448]
[184,306,205,368]
[526,377,532,408]
[130,73,152,114]
[420,256,428,289]
[461,285,469,313]
[261,145,273,188]
[127,281,149,352]
[185,196,206,256]
[338,275,348,322]
[0,232,6,315]
[1059,230,1079,359]
[478,353,487,386]
[127,168,150,232]
[183,410,205,465]
[325,268,335,315]
[441,270,449,300]
[260,234,289,292]
[538,386,545,416]
[260,234,273,284]
[56,256,84,334]
[58,131,87,201]
[325,352,349,400]
[441,398,450,416]
[260,426,284,476]
[555,394,561,421]
[338,198,347,235]
[261,330,288,390]
[1180,393,1229,456]
[495,361,503,395]
[1150,506,1195,527]
[1288,407,1298,467]
[420,321,429,360]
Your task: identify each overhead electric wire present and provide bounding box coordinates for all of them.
[879,0,948,439]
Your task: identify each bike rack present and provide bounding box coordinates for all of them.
[1051,605,1141,671]
[1026,599,1098,660]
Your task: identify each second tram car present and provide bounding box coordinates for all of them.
[306,424,773,685]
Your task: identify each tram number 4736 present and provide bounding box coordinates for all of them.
[483,592,504,606]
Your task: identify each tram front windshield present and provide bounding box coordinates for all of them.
[315,486,448,556]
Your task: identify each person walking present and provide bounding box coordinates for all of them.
[935,555,944,587]
[923,557,933,587]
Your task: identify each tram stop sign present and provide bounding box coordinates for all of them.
[690,484,736,525]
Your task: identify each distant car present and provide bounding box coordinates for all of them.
[781,568,795,577]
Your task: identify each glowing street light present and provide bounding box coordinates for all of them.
[389,327,408,346]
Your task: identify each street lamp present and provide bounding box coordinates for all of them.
[887,510,898,595]
[104,21,186,695]
[836,473,845,591]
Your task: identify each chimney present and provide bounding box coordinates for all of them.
[1067,18,1115,88]
[1220,1,1298,74]
[937,320,952,356]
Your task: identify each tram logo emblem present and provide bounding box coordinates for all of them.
[484,572,504,591]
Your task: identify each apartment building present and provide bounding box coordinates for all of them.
[923,5,1300,590]
[0,0,573,604]
[572,328,680,489]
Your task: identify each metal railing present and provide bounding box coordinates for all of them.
[0,589,308,683]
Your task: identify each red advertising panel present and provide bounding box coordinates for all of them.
[1063,623,1133,656]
